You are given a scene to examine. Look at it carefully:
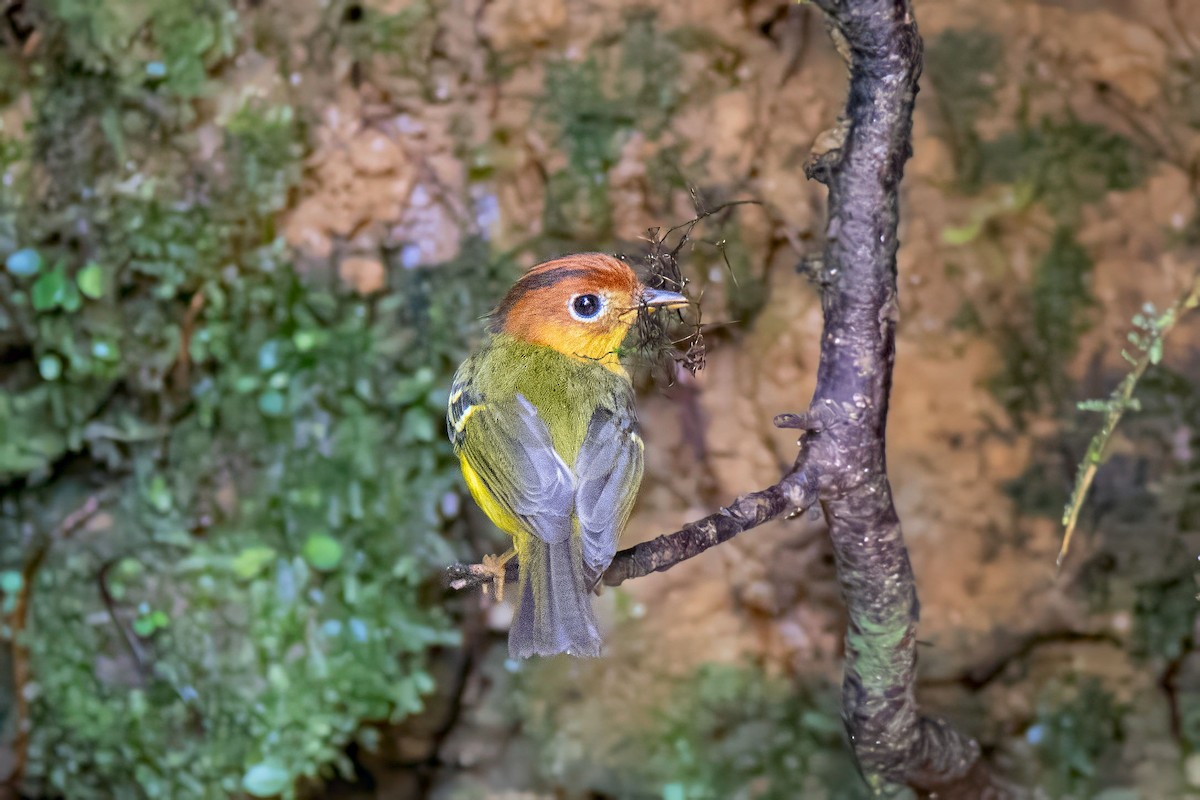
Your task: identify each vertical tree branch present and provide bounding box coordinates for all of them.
[803,0,1023,796]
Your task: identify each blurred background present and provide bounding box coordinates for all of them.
[1,0,1199,797]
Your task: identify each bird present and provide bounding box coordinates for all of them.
[447,253,687,657]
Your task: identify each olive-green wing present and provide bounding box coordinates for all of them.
[573,398,644,589]
[448,361,574,544]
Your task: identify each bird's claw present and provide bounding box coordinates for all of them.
[480,551,514,602]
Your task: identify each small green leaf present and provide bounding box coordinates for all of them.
[292,330,319,352]
[37,354,63,381]
[941,219,983,245]
[146,475,173,513]
[60,281,82,312]
[77,262,106,299]
[31,267,66,311]
[232,546,277,579]
[5,248,41,277]
[302,533,344,571]
[258,340,282,372]
[92,339,121,361]
[0,570,22,594]
[1148,338,1163,365]
[258,390,286,417]
[132,614,159,637]
[241,762,291,797]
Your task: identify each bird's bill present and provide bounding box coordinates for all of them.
[640,287,689,309]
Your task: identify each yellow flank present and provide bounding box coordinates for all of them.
[460,457,521,536]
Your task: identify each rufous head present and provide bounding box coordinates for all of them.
[490,253,687,371]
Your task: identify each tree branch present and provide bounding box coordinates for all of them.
[445,469,817,591]
[800,0,1022,795]
[446,0,1025,794]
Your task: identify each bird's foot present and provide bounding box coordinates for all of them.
[480,549,516,602]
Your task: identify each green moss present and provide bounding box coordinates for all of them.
[976,118,1145,224]
[1131,576,1197,662]
[927,27,1144,216]
[1003,458,1069,519]
[986,227,1094,423]
[42,0,236,100]
[1027,679,1127,797]
[925,28,1003,187]
[336,0,438,87]
[0,2,504,796]
[927,31,1147,426]
[539,10,684,247]
[512,662,865,799]
[19,269,465,795]
[647,664,867,800]
[1030,229,1094,364]
[7,228,495,798]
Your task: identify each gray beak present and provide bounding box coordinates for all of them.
[640,287,689,309]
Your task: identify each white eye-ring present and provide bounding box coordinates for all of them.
[569,292,607,322]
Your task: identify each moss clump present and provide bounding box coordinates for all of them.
[647,664,866,800]
[925,28,1003,187]
[1025,679,1127,797]
[929,30,1147,426]
[976,118,1145,225]
[0,1,514,797]
[19,264,469,797]
[987,226,1094,424]
[539,10,685,247]
[1131,576,1197,662]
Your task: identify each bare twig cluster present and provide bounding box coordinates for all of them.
[625,195,763,381]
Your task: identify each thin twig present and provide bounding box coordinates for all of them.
[1058,272,1200,568]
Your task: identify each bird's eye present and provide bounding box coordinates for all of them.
[569,293,604,321]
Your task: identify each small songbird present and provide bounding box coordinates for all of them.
[447,253,687,657]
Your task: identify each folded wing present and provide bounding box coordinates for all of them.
[573,397,644,589]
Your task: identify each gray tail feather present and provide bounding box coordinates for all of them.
[509,537,601,658]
